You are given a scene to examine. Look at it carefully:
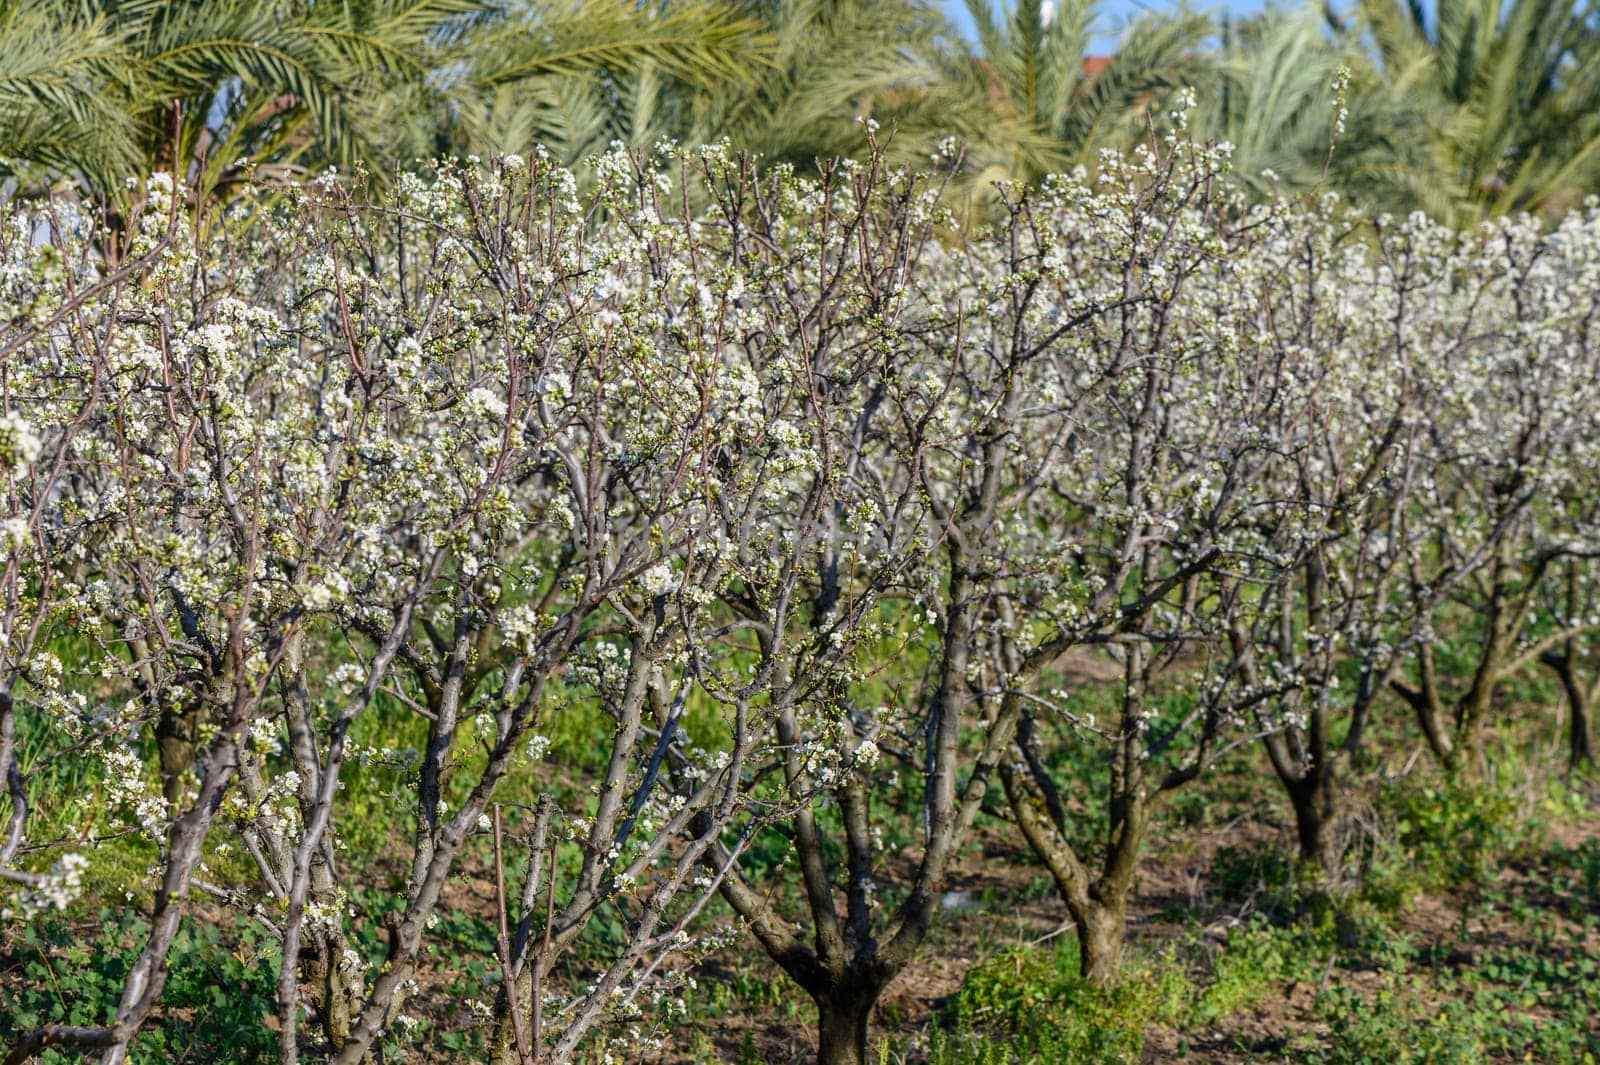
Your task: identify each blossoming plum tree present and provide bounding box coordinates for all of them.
[1380,212,1600,774]
[4,121,1600,1065]
[985,138,1317,979]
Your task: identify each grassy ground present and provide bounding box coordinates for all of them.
[647,737,1600,1065]
[3,721,1597,1064]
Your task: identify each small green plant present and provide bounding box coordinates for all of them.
[1311,928,1600,1065]
[1312,979,1488,1065]
[1191,918,1299,1022]
[1373,778,1525,894]
[1211,842,1299,902]
[0,913,278,1064]
[929,941,1185,1065]
[1553,838,1600,908]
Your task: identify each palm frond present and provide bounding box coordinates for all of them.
[474,1,769,88]
[0,0,139,188]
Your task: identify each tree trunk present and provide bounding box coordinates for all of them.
[1075,899,1126,983]
[1545,649,1596,771]
[156,700,199,806]
[1342,699,1371,766]
[814,991,874,1065]
[315,924,363,1052]
[1573,686,1595,771]
[1399,674,1458,772]
[1288,772,1337,879]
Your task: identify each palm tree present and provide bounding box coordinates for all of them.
[943,0,1212,186]
[1187,6,1429,208]
[467,0,980,176]
[124,0,490,191]
[0,1,138,196]
[1,0,492,202]
[674,0,973,171]
[0,0,769,203]
[397,0,773,166]
[1348,0,1600,221]
[1189,8,1347,195]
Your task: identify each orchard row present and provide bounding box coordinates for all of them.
[2,132,1598,1064]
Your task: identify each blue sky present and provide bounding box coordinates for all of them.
[940,0,1273,50]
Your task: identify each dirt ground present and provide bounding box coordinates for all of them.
[638,784,1600,1064]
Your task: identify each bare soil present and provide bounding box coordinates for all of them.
[639,776,1600,1065]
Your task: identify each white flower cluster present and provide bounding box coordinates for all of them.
[0,411,41,472]
[2,853,88,921]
